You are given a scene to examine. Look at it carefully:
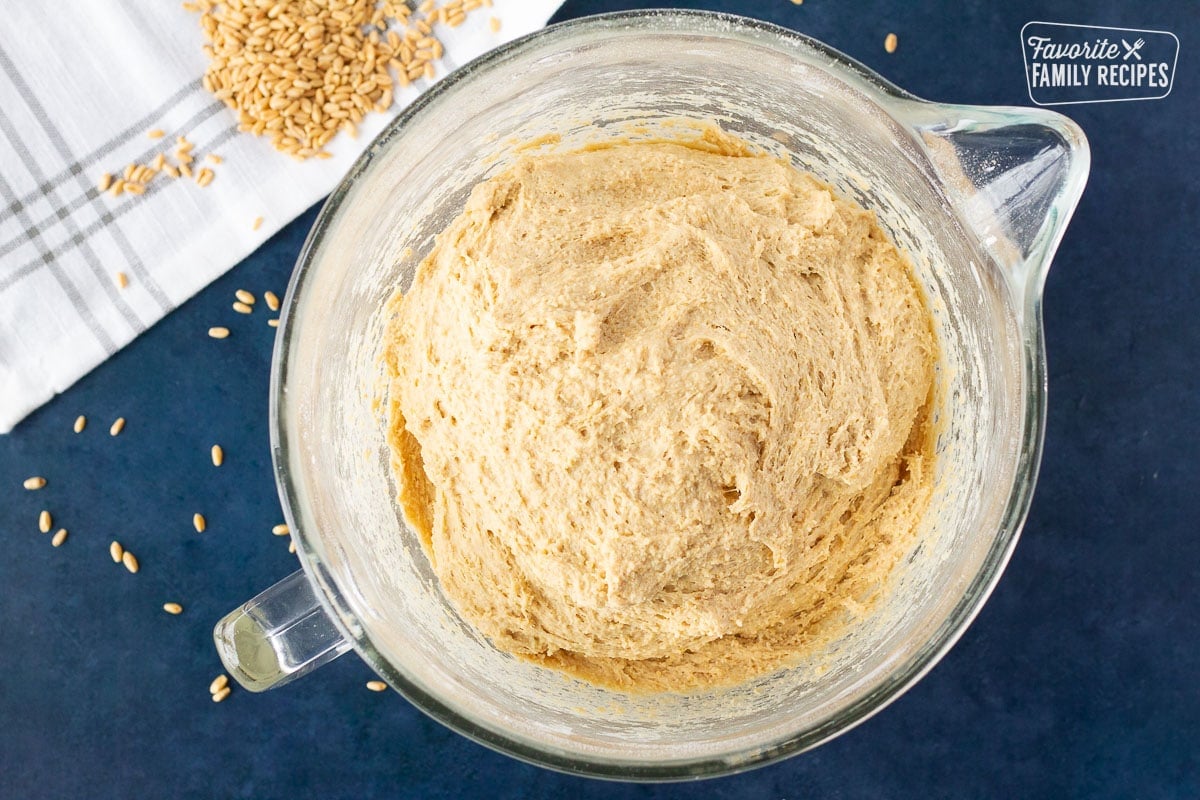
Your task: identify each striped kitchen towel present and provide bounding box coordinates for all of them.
[0,0,559,433]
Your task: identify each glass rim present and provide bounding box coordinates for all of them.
[269,8,1045,781]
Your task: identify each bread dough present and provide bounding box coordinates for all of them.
[383,132,938,691]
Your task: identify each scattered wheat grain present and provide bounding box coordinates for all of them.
[187,0,472,159]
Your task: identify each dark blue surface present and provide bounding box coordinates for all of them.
[2,1,1197,798]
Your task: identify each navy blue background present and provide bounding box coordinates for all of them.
[2,1,1196,798]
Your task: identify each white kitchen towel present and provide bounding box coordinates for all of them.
[0,0,560,433]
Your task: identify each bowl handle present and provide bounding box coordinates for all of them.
[213,569,353,692]
[897,102,1090,313]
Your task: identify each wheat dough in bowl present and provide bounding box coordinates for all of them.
[382,129,939,692]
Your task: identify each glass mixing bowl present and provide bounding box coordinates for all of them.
[214,10,1089,780]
